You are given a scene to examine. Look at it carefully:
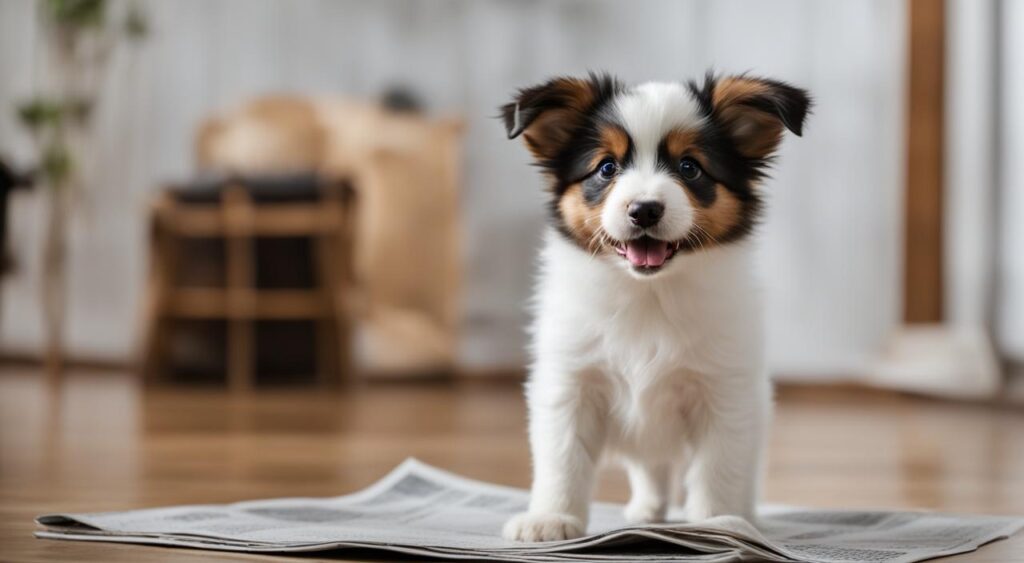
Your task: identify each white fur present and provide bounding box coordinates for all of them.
[504,83,772,543]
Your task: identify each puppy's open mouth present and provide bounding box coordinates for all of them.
[613,236,681,273]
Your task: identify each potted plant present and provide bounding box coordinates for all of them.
[15,0,146,378]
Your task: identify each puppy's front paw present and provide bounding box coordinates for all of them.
[502,512,585,542]
[623,498,667,524]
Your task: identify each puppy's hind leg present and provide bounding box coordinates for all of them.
[623,458,671,524]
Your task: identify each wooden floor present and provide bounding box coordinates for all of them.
[1,368,1022,562]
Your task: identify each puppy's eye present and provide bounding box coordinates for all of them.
[678,157,702,181]
[597,158,618,179]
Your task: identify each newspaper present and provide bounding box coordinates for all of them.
[35,458,1023,563]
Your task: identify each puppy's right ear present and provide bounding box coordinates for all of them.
[501,74,621,162]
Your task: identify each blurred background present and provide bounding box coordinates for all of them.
[3,1,1024,561]
[0,0,1021,395]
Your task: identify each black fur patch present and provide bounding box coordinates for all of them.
[581,171,614,205]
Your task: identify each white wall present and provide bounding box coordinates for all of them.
[0,0,906,377]
[998,0,1024,361]
[945,0,1024,365]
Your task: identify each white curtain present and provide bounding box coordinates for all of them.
[0,0,907,378]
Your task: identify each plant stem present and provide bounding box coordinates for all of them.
[42,182,69,382]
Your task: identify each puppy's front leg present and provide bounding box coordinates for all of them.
[685,378,770,524]
[503,374,606,542]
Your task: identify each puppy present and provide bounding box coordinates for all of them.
[500,73,810,542]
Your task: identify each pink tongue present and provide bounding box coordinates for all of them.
[625,239,670,267]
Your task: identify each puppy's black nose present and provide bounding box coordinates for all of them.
[628,201,665,228]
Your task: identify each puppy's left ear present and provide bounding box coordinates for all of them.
[703,75,811,159]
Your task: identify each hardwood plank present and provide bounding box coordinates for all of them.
[0,369,1021,561]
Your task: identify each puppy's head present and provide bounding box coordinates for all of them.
[502,72,810,278]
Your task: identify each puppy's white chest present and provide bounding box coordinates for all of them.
[598,294,696,375]
[601,368,707,459]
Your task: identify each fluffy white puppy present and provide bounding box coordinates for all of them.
[499,73,810,542]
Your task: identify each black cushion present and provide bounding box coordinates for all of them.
[169,172,326,204]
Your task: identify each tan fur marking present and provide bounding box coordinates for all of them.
[524,109,576,160]
[696,185,742,240]
[587,125,632,170]
[663,129,700,157]
[711,78,769,109]
[558,183,606,252]
[559,78,598,111]
[711,77,783,158]
[602,125,630,160]
[522,78,598,160]
[662,129,717,172]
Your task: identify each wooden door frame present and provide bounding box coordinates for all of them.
[904,0,945,323]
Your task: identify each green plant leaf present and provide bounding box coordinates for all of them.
[44,0,106,29]
[16,99,64,131]
[124,3,148,39]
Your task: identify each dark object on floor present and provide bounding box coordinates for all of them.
[0,157,34,275]
[380,86,424,114]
